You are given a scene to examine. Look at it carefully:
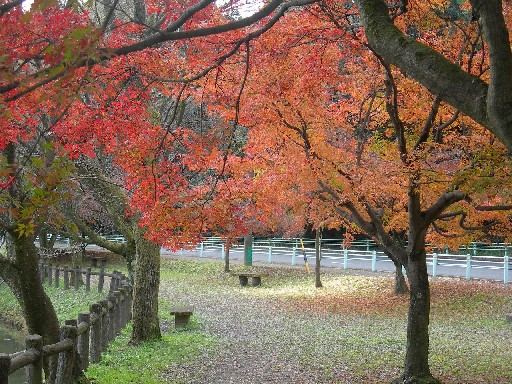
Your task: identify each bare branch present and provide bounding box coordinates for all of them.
[422,190,466,227]
[111,0,318,56]
[415,96,440,149]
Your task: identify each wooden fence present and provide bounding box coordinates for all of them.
[0,262,132,384]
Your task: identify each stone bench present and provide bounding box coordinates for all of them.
[231,272,268,287]
[506,314,512,324]
[170,306,194,328]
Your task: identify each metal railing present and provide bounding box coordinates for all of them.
[189,237,510,284]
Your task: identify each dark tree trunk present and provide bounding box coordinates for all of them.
[130,235,161,343]
[404,256,431,378]
[315,228,322,288]
[392,253,442,384]
[6,234,60,383]
[393,260,408,295]
[224,241,230,272]
[382,248,409,295]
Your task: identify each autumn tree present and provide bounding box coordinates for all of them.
[194,6,512,383]
[70,155,163,342]
[0,133,76,381]
[0,0,325,349]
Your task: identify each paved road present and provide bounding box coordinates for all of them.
[161,245,511,284]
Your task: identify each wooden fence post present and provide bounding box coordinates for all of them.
[127,284,133,321]
[25,334,43,384]
[107,296,116,342]
[55,267,60,288]
[74,268,80,291]
[77,312,90,371]
[55,324,77,384]
[98,265,105,294]
[113,291,122,335]
[119,286,128,327]
[38,261,44,282]
[46,261,50,279]
[109,271,116,293]
[0,354,10,384]
[89,304,102,364]
[63,266,70,290]
[48,264,53,285]
[85,268,91,292]
[100,300,109,351]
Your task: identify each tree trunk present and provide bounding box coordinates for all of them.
[8,234,60,383]
[130,234,161,343]
[224,241,230,272]
[393,260,408,295]
[392,255,442,384]
[315,228,322,288]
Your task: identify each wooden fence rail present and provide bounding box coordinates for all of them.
[0,262,132,384]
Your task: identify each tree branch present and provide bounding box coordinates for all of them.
[422,190,466,227]
[111,0,318,56]
[354,0,493,145]
[415,96,440,149]
[469,0,512,151]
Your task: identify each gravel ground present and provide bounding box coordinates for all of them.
[158,257,396,384]
[157,257,512,384]
[160,286,344,384]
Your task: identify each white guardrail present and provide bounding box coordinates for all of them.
[192,238,510,284]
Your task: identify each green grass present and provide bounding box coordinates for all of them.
[43,284,105,322]
[0,280,107,328]
[86,325,216,384]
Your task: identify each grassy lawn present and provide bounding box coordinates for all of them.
[1,257,511,383]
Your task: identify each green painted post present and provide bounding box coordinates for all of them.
[244,234,253,266]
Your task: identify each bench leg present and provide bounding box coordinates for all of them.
[251,276,262,286]
[175,314,191,328]
[238,276,249,286]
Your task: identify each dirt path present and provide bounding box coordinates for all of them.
[159,276,353,384]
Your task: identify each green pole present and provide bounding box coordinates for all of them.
[244,233,253,266]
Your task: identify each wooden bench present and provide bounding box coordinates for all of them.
[231,272,268,287]
[170,306,194,328]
